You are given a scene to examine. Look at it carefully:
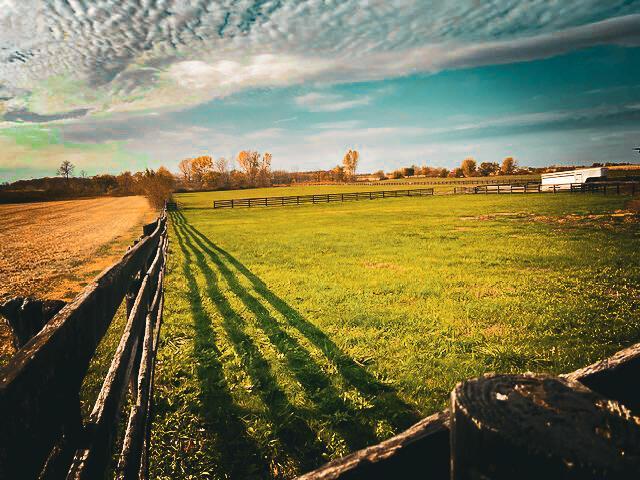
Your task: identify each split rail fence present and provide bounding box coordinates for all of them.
[213,188,435,209]
[299,341,640,479]
[0,211,169,480]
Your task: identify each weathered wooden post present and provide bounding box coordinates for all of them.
[450,373,640,479]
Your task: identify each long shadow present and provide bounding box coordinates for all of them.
[177,212,421,433]
[172,213,328,473]
[169,215,270,478]
[175,213,381,450]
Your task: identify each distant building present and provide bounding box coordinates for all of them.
[540,167,608,190]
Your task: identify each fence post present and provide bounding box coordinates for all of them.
[451,374,640,479]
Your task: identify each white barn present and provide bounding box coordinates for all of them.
[540,167,608,190]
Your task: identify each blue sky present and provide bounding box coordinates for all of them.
[1,1,640,181]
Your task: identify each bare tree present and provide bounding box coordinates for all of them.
[178,158,193,184]
[214,157,228,175]
[214,157,230,188]
[57,160,75,181]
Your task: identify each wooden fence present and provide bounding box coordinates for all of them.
[298,341,640,479]
[213,188,435,209]
[308,179,536,186]
[455,181,638,195]
[0,211,168,480]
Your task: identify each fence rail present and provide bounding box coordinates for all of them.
[213,188,435,209]
[0,211,168,480]
[308,179,537,186]
[454,181,637,195]
[299,340,640,479]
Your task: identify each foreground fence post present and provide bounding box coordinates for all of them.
[450,373,640,479]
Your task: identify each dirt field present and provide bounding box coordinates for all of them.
[0,196,155,359]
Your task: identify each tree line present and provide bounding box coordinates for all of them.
[1,161,174,208]
[175,149,359,189]
[177,151,273,190]
[376,157,523,180]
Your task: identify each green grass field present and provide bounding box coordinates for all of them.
[151,191,640,479]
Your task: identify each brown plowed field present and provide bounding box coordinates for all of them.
[0,196,154,360]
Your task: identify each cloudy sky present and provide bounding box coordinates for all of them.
[1,1,640,181]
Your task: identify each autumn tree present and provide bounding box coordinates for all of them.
[342,149,359,180]
[57,160,75,182]
[257,152,272,187]
[116,171,135,194]
[450,167,464,178]
[190,156,214,186]
[140,167,175,209]
[501,157,517,175]
[461,157,477,177]
[402,166,415,177]
[237,150,262,186]
[373,170,386,180]
[331,165,345,182]
[478,162,500,176]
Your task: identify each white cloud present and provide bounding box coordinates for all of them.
[294,92,371,112]
[0,1,638,121]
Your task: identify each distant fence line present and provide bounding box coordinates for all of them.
[0,211,169,479]
[209,182,638,211]
[455,182,637,195]
[308,178,536,186]
[213,188,435,209]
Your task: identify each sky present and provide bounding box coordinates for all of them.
[1,1,640,182]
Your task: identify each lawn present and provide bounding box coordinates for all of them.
[177,184,448,208]
[151,192,640,479]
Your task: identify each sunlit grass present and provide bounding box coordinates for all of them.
[151,192,640,479]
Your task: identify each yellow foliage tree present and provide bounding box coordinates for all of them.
[342,149,359,180]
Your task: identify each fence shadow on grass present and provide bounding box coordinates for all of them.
[170,217,272,478]
[172,212,421,450]
[173,213,329,475]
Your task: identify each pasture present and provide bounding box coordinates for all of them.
[0,196,153,362]
[152,191,640,479]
